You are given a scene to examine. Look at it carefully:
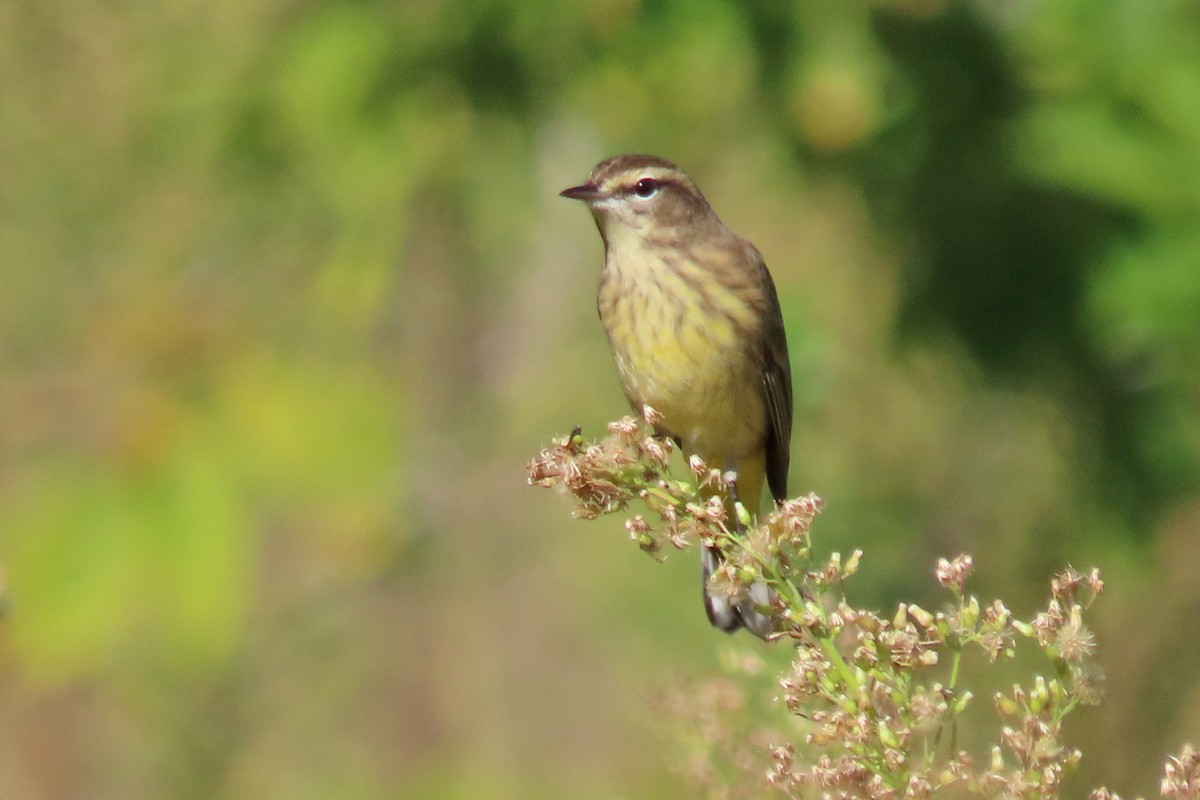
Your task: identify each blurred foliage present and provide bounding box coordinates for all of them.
[1,0,1199,798]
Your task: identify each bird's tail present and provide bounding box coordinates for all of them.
[701,543,775,640]
[697,455,777,639]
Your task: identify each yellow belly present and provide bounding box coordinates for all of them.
[599,266,765,466]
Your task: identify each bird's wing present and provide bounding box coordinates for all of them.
[757,254,793,504]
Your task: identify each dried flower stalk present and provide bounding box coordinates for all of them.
[529,416,1194,799]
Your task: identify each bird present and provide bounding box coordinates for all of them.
[560,154,793,638]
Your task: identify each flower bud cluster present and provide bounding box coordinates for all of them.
[528,415,708,555]
[530,417,1195,800]
[1161,745,1200,799]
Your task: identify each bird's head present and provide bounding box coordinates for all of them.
[560,155,715,245]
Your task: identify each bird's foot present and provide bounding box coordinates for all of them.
[722,470,751,533]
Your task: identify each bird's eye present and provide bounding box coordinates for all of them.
[632,178,660,198]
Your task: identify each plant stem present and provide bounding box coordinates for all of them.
[735,532,862,694]
[949,648,963,693]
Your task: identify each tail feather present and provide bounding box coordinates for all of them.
[701,544,775,639]
[698,455,778,639]
[702,544,741,632]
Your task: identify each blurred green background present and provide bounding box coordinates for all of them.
[3,0,1200,796]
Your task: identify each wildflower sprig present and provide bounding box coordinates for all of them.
[528,415,1195,799]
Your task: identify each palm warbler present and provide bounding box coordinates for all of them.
[561,154,793,638]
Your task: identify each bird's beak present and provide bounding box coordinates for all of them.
[560,182,603,202]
